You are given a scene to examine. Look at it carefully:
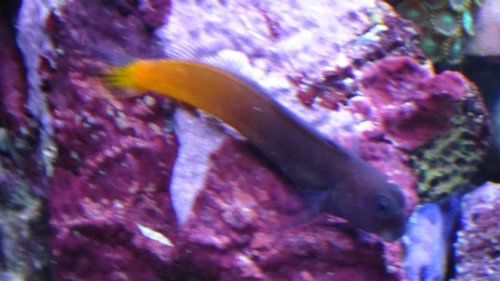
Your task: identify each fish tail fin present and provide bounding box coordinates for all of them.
[102,64,137,88]
[101,63,146,99]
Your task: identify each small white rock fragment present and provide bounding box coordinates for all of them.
[136,223,174,247]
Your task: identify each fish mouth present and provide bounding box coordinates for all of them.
[379,225,406,241]
[379,212,408,241]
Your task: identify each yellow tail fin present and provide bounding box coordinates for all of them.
[102,64,137,89]
[101,62,149,99]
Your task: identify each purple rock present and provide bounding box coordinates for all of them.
[0,1,51,280]
[454,182,500,281]
[174,139,400,280]
[17,0,176,280]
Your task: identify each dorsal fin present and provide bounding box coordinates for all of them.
[165,41,253,78]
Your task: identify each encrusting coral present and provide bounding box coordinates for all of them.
[409,86,489,201]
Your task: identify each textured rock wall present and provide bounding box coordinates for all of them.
[0,1,51,280]
[454,182,499,281]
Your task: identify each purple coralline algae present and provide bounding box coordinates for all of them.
[454,182,500,281]
[0,0,491,280]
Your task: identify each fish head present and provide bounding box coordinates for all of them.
[323,161,407,241]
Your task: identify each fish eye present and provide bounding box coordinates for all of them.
[374,196,392,219]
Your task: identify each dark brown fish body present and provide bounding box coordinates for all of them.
[220,80,406,240]
[105,59,407,241]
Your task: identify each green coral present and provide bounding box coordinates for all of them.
[409,85,489,201]
[396,0,481,64]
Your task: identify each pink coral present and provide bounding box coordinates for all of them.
[360,56,468,150]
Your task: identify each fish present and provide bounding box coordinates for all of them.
[103,57,407,241]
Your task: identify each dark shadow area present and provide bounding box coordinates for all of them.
[462,56,500,183]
